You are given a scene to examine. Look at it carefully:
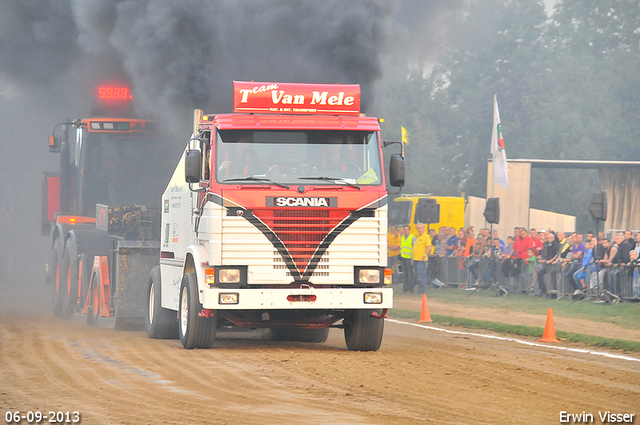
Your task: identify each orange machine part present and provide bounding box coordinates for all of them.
[83,256,112,318]
[56,215,96,225]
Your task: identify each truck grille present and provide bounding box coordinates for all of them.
[273,251,329,277]
[253,209,349,273]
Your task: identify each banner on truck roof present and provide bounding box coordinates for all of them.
[233,81,360,116]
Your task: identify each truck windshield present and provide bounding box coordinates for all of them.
[82,131,169,212]
[389,201,412,226]
[215,130,383,186]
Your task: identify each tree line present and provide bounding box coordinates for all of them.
[379,0,640,231]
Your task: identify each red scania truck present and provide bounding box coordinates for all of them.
[147,81,405,351]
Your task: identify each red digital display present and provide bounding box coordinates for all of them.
[97,86,132,101]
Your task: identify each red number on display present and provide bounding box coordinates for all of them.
[98,87,131,99]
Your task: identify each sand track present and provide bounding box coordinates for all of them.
[1,299,638,425]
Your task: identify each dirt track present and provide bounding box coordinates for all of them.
[1,290,639,424]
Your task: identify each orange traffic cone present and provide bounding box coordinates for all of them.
[538,308,561,343]
[418,294,432,323]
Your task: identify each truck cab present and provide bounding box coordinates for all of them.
[147,81,405,351]
[390,195,466,236]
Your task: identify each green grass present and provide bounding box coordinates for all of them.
[395,286,640,330]
[389,308,640,352]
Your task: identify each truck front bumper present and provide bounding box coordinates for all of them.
[200,286,393,310]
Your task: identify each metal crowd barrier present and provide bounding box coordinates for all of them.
[421,256,639,301]
[586,264,638,300]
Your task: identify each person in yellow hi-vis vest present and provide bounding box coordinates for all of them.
[400,225,415,292]
[413,223,432,294]
[387,225,401,283]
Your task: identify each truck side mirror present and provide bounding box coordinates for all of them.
[388,154,405,187]
[185,149,202,183]
[49,135,61,153]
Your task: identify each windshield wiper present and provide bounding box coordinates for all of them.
[298,176,361,190]
[223,176,290,189]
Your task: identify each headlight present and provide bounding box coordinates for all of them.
[219,269,240,283]
[219,293,239,304]
[364,292,383,304]
[359,269,381,284]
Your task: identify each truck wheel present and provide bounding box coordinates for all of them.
[50,239,65,317]
[269,328,290,341]
[61,240,80,318]
[270,328,330,343]
[343,309,384,352]
[178,273,216,349]
[146,266,178,339]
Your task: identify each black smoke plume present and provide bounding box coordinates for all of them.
[0,0,458,307]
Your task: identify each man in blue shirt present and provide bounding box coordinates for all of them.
[573,240,594,293]
[493,230,505,249]
[446,226,458,257]
[565,233,585,291]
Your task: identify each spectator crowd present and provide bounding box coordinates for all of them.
[388,225,640,300]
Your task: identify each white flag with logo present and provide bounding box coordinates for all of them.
[491,95,509,189]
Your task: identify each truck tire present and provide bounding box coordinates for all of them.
[146,266,178,339]
[270,328,330,343]
[61,240,80,318]
[50,238,65,317]
[178,273,217,349]
[343,309,384,352]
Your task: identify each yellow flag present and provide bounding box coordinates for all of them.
[401,126,409,144]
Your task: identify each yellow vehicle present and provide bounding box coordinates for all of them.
[390,195,465,235]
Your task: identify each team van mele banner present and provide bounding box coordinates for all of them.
[233,81,361,116]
